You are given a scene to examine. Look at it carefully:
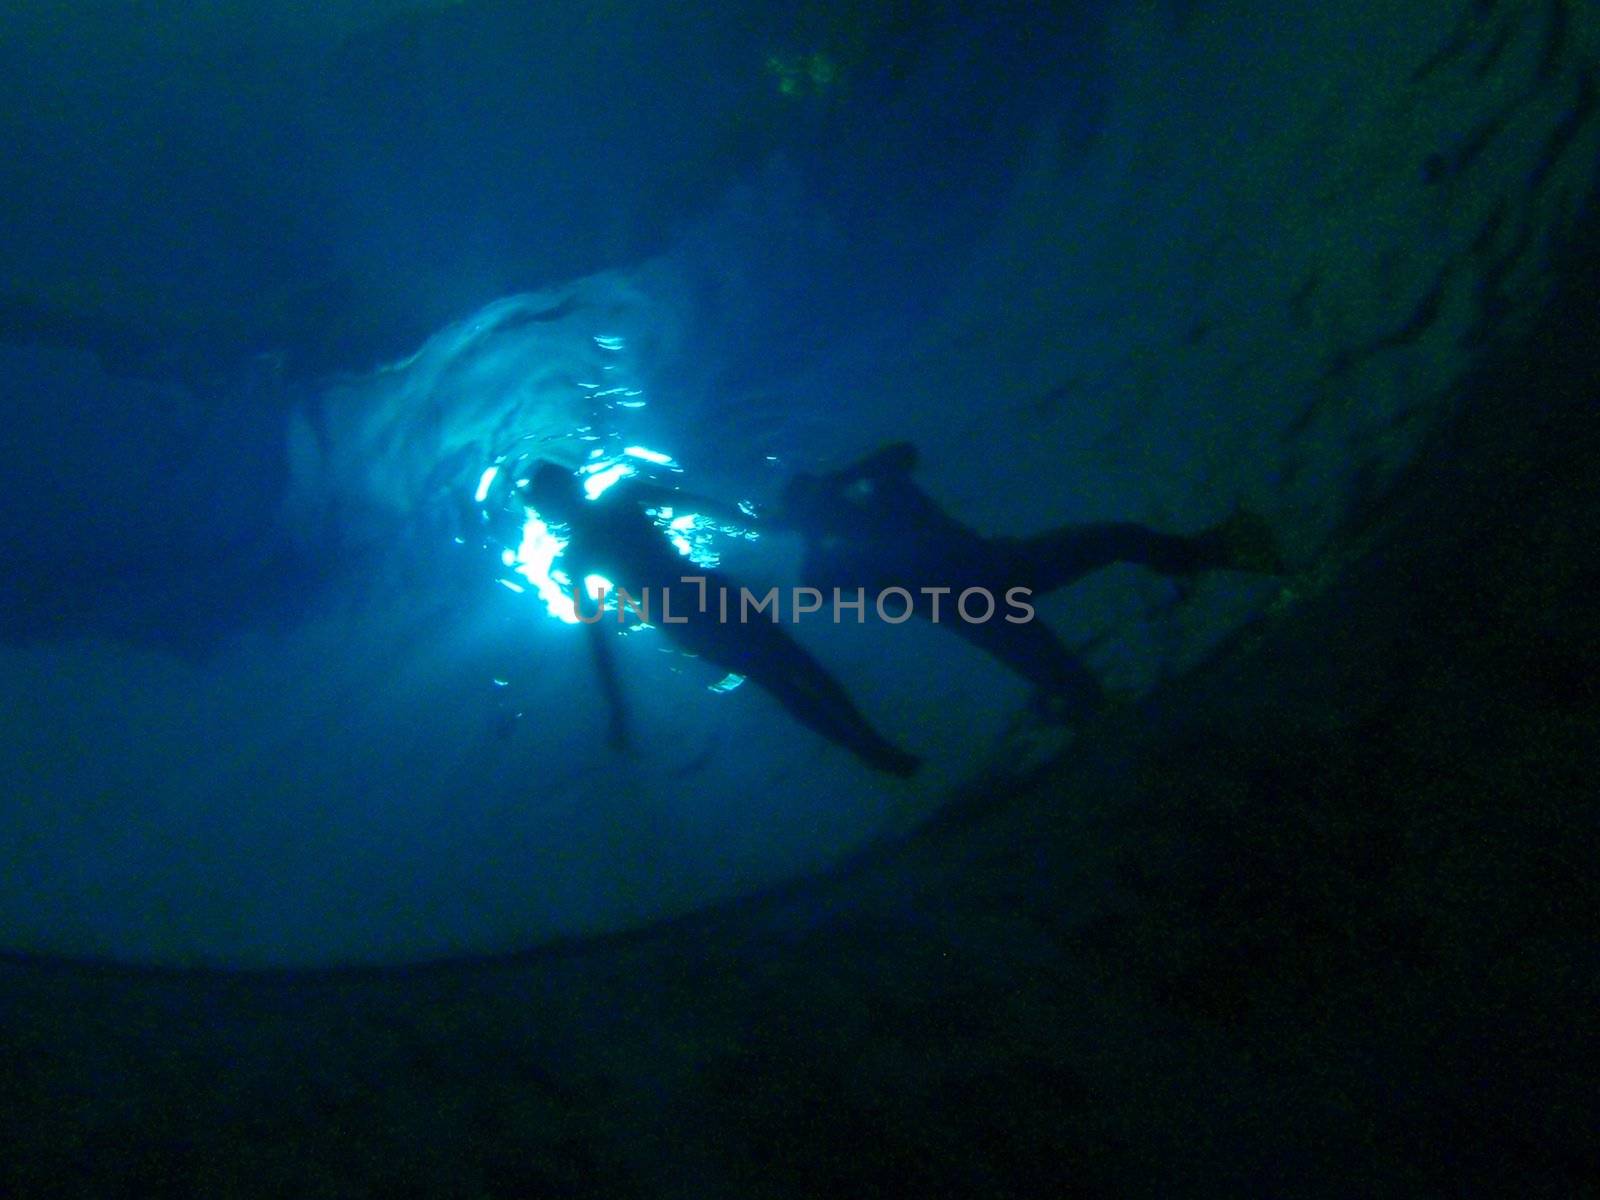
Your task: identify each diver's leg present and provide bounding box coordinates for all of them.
[1003,512,1285,592]
[942,603,1105,719]
[682,616,919,777]
[750,632,920,777]
[1000,523,1215,592]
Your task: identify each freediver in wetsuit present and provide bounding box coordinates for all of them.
[520,461,921,778]
[774,442,1286,717]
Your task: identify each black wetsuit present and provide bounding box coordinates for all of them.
[778,443,1253,717]
[522,463,919,778]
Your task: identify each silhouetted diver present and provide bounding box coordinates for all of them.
[520,461,921,778]
[775,442,1285,717]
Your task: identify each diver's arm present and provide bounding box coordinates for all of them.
[586,618,632,753]
[557,536,631,751]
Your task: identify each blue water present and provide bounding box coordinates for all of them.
[0,1,1113,966]
[1,1,1594,973]
[4,5,1598,1198]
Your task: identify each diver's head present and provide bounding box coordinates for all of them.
[519,460,581,519]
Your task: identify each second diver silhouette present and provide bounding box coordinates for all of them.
[774,442,1286,719]
[519,460,921,778]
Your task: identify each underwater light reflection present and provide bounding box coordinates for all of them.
[510,512,581,622]
[582,462,634,499]
[492,443,700,625]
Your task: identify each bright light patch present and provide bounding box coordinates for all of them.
[511,512,581,623]
[583,462,633,499]
[709,673,746,693]
[474,465,500,504]
[651,508,721,568]
[624,445,673,466]
[507,514,623,624]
